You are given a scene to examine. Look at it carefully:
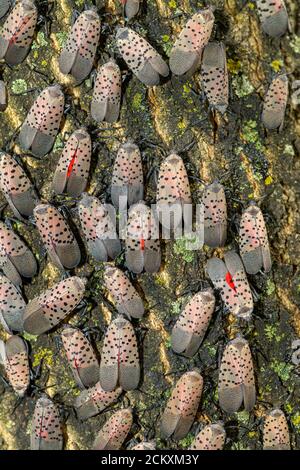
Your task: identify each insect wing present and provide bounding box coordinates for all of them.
[201,42,229,114]
[31,396,63,450]
[0,274,25,332]
[92,408,133,450]
[190,423,226,450]
[256,0,289,37]
[91,61,121,123]
[224,251,253,320]
[202,181,227,247]
[0,80,7,111]
[263,409,290,450]
[4,335,30,396]
[75,382,122,420]
[262,74,288,130]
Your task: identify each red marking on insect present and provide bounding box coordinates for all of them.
[9,16,30,46]
[73,357,79,370]
[67,151,77,178]
[140,239,145,251]
[225,272,236,291]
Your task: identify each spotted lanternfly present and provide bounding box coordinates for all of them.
[263,409,290,450]
[206,251,254,320]
[93,408,132,450]
[239,203,271,274]
[201,42,229,114]
[52,128,92,197]
[91,61,121,123]
[0,0,12,20]
[34,203,81,270]
[171,288,215,358]
[116,27,169,86]
[18,85,65,158]
[156,153,191,231]
[59,9,101,83]
[111,141,143,210]
[0,0,37,66]
[262,74,288,131]
[0,151,39,219]
[0,220,37,286]
[23,276,86,335]
[103,265,144,320]
[99,315,140,392]
[31,396,63,450]
[0,80,7,111]
[161,370,203,440]
[218,337,256,414]
[256,0,289,38]
[61,326,98,389]
[131,441,156,450]
[126,201,161,274]
[78,193,121,261]
[0,335,30,396]
[120,0,140,20]
[190,423,226,450]
[75,382,122,421]
[201,181,227,247]
[0,274,25,333]
[169,8,215,76]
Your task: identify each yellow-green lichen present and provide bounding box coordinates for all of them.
[290,36,300,54]
[32,347,54,368]
[232,75,254,98]
[270,361,293,382]
[132,92,143,110]
[241,120,264,151]
[173,237,195,263]
[32,32,48,50]
[11,79,28,94]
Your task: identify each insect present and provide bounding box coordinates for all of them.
[0,0,12,20]
[218,337,256,414]
[156,153,191,232]
[34,203,81,270]
[18,85,65,158]
[206,251,253,320]
[161,370,203,440]
[0,0,37,66]
[201,42,229,114]
[111,141,143,210]
[93,408,133,450]
[23,276,86,335]
[91,61,122,123]
[125,201,161,274]
[263,409,290,450]
[0,80,7,111]
[171,288,215,357]
[131,441,156,450]
[58,9,101,83]
[75,382,122,421]
[256,0,289,37]
[0,335,30,396]
[52,128,92,197]
[0,220,37,286]
[116,27,169,86]
[262,74,288,131]
[201,181,227,247]
[31,395,63,450]
[121,0,140,20]
[169,8,215,76]
[103,265,144,320]
[189,423,226,450]
[0,274,25,333]
[0,151,39,219]
[239,202,272,274]
[99,315,140,392]
[78,193,121,261]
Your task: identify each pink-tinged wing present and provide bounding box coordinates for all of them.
[263,409,290,450]
[239,203,272,274]
[262,74,288,130]
[206,257,240,316]
[23,276,86,335]
[0,220,37,285]
[239,339,256,411]
[123,0,140,20]
[116,27,169,86]
[34,203,81,270]
[100,316,140,392]
[93,408,133,450]
[31,396,63,450]
[0,0,37,65]
[111,142,143,210]
[190,423,226,450]
[19,85,65,158]
[0,151,38,218]
[4,335,30,396]
[52,128,91,197]
[75,382,122,420]
[61,326,99,389]
[161,370,203,440]
[0,80,7,111]
[0,274,25,333]
[218,339,244,414]
[201,42,229,114]
[59,9,100,82]
[256,0,288,37]
[169,8,215,76]
[224,251,253,320]
[171,288,215,357]
[202,181,227,247]
[103,265,144,319]
[91,61,121,123]
[78,193,121,261]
